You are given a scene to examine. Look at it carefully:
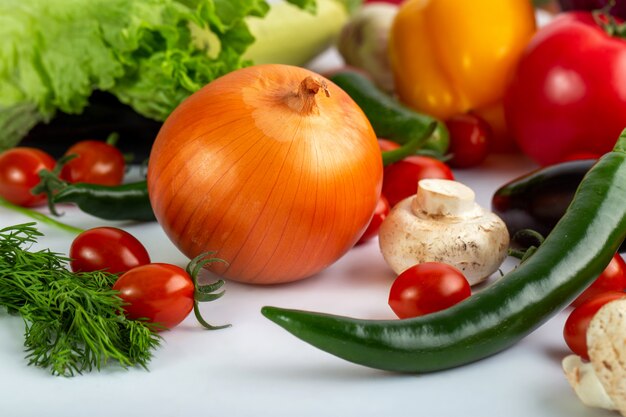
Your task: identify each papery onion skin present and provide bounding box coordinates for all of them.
[147,64,383,284]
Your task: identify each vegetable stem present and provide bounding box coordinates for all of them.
[381,121,437,166]
[288,76,330,115]
[0,197,84,234]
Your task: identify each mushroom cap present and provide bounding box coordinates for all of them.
[378,189,509,285]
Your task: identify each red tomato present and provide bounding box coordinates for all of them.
[0,147,55,207]
[505,12,626,166]
[70,227,150,274]
[378,138,401,152]
[388,262,471,319]
[356,195,390,245]
[382,156,454,207]
[113,263,195,330]
[563,291,626,360]
[60,140,125,186]
[445,114,491,168]
[571,254,626,307]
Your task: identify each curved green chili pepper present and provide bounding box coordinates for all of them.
[261,130,626,373]
[328,70,449,156]
[381,122,437,166]
[52,180,155,222]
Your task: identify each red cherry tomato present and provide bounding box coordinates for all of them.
[563,291,626,360]
[356,195,390,245]
[0,147,55,207]
[113,263,195,330]
[378,138,401,152]
[382,156,454,207]
[60,140,125,186]
[388,262,471,319]
[70,227,150,274]
[571,254,626,307]
[445,114,491,168]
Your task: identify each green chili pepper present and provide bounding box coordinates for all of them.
[261,130,626,373]
[328,70,449,156]
[52,180,155,222]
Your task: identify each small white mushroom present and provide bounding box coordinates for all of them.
[378,178,510,285]
[563,298,626,416]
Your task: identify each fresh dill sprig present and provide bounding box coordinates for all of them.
[0,223,161,376]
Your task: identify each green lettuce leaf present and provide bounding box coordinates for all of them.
[0,0,314,151]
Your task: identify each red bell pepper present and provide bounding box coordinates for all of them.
[505,11,626,165]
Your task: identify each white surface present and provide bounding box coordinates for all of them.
[0,153,615,417]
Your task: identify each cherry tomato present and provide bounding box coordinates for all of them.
[445,114,491,168]
[382,156,454,207]
[571,255,626,307]
[563,291,626,360]
[60,140,125,186]
[70,227,150,274]
[113,263,195,330]
[378,138,401,152]
[356,195,390,245]
[0,147,55,207]
[388,262,471,319]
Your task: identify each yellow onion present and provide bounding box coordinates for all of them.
[147,64,382,284]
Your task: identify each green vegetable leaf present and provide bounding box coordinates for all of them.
[284,0,318,13]
[0,223,161,376]
[0,0,314,151]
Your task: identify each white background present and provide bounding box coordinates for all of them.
[0,14,617,416]
[1,148,616,417]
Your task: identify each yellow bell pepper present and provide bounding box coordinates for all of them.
[389,0,536,122]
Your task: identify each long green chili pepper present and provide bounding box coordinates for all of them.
[52,180,155,222]
[381,122,437,166]
[262,129,626,373]
[328,70,449,156]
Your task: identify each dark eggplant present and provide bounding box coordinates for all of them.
[558,0,626,20]
[492,159,611,244]
[20,91,162,161]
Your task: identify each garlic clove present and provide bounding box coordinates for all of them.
[587,299,626,416]
[562,354,616,411]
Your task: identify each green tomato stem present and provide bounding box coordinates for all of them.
[0,196,84,235]
[186,252,231,330]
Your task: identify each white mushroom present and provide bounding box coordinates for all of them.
[563,298,626,416]
[378,178,510,285]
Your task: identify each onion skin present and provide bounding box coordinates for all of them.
[147,64,382,284]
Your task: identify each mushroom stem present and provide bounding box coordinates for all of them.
[413,179,477,217]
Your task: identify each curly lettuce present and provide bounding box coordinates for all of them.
[0,0,315,150]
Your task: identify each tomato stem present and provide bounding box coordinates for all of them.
[186,252,231,330]
[593,3,625,38]
[105,132,120,147]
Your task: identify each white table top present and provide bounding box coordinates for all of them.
[1,149,614,417]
